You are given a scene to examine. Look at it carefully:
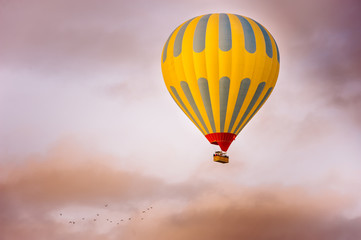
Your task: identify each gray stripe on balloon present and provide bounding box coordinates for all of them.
[227,78,250,132]
[173,18,194,57]
[198,78,216,132]
[237,87,273,134]
[219,13,232,51]
[235,15,256,53]
[193,14,211,53]
[170,86,206,135]
[219,76,230,132]
[180,81,210,134]
[253,21,273,58]
[273,36,280,63]
[162,29,176,63]
[233,82,266,133]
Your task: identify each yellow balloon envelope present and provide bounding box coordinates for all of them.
[161,13,280,161]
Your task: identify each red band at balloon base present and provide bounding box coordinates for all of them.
[205,133,237,151]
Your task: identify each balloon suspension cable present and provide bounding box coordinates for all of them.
[213,150,229,164]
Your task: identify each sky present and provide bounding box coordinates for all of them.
[1,0,361,239]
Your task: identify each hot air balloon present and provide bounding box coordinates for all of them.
[161,13,280,163]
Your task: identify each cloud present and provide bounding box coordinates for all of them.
[238,0,361,127]
[1,140,361,240]
[0,0,167,77]
[0,140,164,239]
[0,139,212,239]
[120,186,361,240]
[1,1,361,238]
[274,0,361,122]
[0,140,165,206]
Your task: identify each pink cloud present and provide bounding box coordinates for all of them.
[1,141,361,239]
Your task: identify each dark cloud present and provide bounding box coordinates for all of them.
[238,0,361,129]
[120,186,361,240]
[0,142,162,208]
[298,0,361,127]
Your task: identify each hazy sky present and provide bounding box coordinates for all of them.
[1,0,361,239]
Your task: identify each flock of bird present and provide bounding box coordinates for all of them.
[59,204,153,225]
